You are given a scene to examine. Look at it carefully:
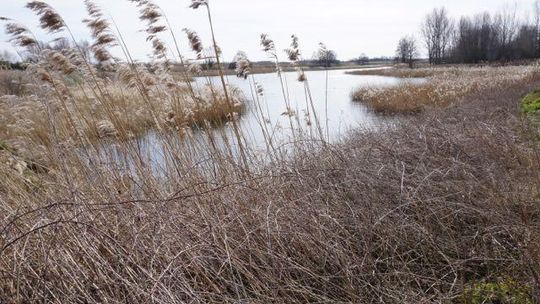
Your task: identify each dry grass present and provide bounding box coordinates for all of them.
[1,78,539,303]
[1,1,539,302]
[0,69,28,96]
[0,73,245,161]
[347,67,436,78]
[352,65,540,114]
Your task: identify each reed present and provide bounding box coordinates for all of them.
[352,65,540,114]
[0,1,539,303]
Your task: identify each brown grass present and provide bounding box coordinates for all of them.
[0,69,28,96]
[347,67,436,78]
[0,75,245,159]
[1,76,539,302]
[1,2,540,302]
[352,66,540,114]
[353,82,437,113]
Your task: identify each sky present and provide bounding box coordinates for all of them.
[0,0,537,62]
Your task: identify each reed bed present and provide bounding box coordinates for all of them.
[0,1,539,303]
[352,66,540,114]
[0,80,244,144]
[1,75,539,303]
[347,67,436,78]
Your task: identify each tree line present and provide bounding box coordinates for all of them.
[396,1,540,66]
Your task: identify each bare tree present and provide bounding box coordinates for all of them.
[494,4,519,60]
[312,45,338,67]
[79,40,92,62]
[422,7,454,65]
[427,4,539,63]
[356,53,369,65]
[396,36,418,68]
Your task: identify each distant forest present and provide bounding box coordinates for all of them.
[397,2,540,66]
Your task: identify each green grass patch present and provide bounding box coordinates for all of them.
[461,279,533,304]
[521,89,540,114]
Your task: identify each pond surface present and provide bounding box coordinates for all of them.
[105,68,423,172]
[191,67,415,144]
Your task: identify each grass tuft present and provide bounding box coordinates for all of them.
[521,89,540,114]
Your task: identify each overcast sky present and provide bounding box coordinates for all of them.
[0,0,537,62]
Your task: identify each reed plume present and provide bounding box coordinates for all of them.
[189,0,208,9]
[183,28,204,59]
[188,63,203,75]
[260,34,275,53]
[47,50,76,75]
[2,20,38,48]
[285,35,306,82]
[82,0,116,65]
[286,35,325,142]
[318,42,330,140]
[285,35,300,62]
[25,1,65,33]
[235,57,251,79]
[96,119,118,138]
[255,82,264,96]
[129,0,168,60]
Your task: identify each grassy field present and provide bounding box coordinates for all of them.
[1,1,540,303]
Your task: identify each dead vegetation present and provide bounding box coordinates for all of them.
[352,66,540,114]
[347,67,436,78]
[1,74,539,303]
[0,1,539,303]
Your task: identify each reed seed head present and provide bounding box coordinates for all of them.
[26,1,65,33]
[297,71,306,82]
[96,120,118,138]
[128,0,168,59]
[255,82,264,96]
[235,56,251,79]
[285,35,301,62]
[83,1,117,64]
[48,51,76,75]
[183,28,203,59]
[4,23,38,48]
[260,34,275,53]
[189,0,208,9]
[188,63,203,75]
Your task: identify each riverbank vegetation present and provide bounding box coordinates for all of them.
[347,66,436,78]
[352,65,540,114]
[2,68,539,303]
[1,0,540,303]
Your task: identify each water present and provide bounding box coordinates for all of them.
[192,67,415,145]
[102,68,422,173]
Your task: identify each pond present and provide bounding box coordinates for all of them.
[193,67,399,144]
[104,68,424,172]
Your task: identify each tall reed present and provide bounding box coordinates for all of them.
[0,1,539,303]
